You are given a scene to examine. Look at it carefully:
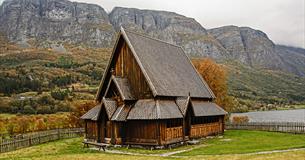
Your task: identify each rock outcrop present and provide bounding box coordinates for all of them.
[0,0,115,48]
[109,7,228,59]
[208,26,285,70]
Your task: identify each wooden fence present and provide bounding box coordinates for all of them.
[226,122,305,133]
[0,128,84,153]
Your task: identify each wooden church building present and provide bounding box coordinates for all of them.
[81,27,227,146]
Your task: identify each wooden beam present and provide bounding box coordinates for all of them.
[85,121,88,138]
[182,118,186,141]
[97,122,101,143]
[157,121,161,145]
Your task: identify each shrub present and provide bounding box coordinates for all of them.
[10,99,24,113]
[23,105,36,114]
[232,115,249,124]
[35,119,47,131]
[51,89,69,100]
[15,117,30,133]
[0,104,11,113]
[37,94,55,105]
[54,102,71,112]
[36,105,53,114]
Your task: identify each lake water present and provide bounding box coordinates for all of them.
[231,109,305,122]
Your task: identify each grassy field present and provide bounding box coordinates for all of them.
[1,130,305,160]
[178,130,305,156]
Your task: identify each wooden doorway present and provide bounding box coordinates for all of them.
[185,110,191,137]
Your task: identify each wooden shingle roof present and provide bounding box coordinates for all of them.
[96,27,215,100]
[122,29,215,98]
[102,98,117,118]
[191,101,227,116]
[127,99,183,120]
[80,104,101,121]
[112,76,136,101]
[111,105,131,121]
[175,96,191,116]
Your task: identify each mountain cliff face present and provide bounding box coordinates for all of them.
[0,0,304,76]
[207,26,285,70]
[109,7,228,59]
[0,0,115,48]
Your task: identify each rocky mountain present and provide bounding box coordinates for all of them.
[276,45,305,76]
[207,26,285,70]
[109,7,228,59]
[0,0,115,48]
[0,0,304,76]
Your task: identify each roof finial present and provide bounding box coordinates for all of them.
[120,26,125,32]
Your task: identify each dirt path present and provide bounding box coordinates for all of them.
[97,146,305,157]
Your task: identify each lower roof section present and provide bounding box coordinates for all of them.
[80,104,101,121]
[191,100,228,117]
[127,99,183,120]
[80,97,227,121]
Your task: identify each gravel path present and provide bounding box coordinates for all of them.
[91,146,305,157]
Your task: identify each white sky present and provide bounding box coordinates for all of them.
[1,0,304,48]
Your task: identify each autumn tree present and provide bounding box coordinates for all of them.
[192,58,234,112]
[35,118,47,131]
[15,117,30,134]
[68,100,96,127]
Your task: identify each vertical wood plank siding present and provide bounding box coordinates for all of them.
[86,121,98,140]
[125,121,158,145]
[190,122,223,138]
[115,42,152,99]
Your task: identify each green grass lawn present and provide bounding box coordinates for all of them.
[178,130,305,156]
[1,130,305,160]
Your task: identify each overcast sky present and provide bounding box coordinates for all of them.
[1,0,304,48]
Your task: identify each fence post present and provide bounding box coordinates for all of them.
[57,128,60,140]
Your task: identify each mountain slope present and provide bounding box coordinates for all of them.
[276,45,305,76]
[109,7,228,59]
[208,26,285,70]
[0,0,115,48]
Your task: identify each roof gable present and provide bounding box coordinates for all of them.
[96,27,215,100]
[104,76,136,101]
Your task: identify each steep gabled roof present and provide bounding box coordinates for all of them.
[96,27,215,100]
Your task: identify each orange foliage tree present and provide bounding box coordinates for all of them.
[68,100,96,128]
[192,58,234,112]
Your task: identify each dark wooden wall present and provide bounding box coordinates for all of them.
[85,120,98,141]
[114,42,152,99]
[125,120,158,145]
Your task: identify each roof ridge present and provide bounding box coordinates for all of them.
[155,100,161,119]
[113,104,125,120]
[123,28,183,48]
